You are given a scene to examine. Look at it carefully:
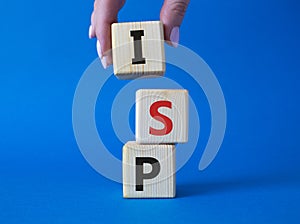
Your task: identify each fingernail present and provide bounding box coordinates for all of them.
[100,54,112,69]
[96,40,103,58]
[89,25,93,39]
[170,26,180,48]
[97,40,112,69]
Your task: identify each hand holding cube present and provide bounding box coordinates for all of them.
[89,0,190,68]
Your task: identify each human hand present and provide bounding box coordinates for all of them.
[89,0,190,69]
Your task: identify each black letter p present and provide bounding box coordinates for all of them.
[136,157,161,191]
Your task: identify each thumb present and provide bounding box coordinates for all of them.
[160,0,190,47]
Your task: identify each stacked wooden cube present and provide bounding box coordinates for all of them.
[112,21,188,198]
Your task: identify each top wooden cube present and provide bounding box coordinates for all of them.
[111,21,165,79]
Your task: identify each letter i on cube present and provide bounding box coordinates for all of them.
[112,21,165,79]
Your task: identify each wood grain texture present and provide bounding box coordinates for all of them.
[136,89,189,143]
[111,21,165,79]
[123,142,176,198]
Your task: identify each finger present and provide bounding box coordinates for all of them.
[160,0,190,47]
[95,21,113,68]
[92,0,125,68]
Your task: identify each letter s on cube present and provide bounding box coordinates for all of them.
[136,89,189,144]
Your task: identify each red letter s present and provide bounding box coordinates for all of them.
[149,101,173,136]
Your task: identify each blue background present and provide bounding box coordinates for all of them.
[0,0,299,223]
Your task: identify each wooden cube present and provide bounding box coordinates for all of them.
[136,89,188,144]
[111,21,165,79]
[123,141,176,198]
